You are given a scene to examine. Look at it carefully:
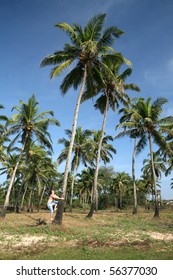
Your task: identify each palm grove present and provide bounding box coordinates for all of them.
[0,14,173,223]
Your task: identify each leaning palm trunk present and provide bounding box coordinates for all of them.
[70,175,75,211]
[0,136,28,218]
[86,96,109,218]
[20,183,28,210]
[148,132,159,217]
[132,138,138,214]
[95,188,99,211]
[53,64,87,224]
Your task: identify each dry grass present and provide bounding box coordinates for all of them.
[0,208,173,259]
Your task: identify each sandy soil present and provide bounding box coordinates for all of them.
[0,231,173,248]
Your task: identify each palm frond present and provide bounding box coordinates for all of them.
[84,13,106,40]
[50,59,73,78]
[136,134,148,155]
[98,26,124,47]
[40,51,68,67]
[152,97,168,108]
[55,22,81,46]
[124,83,141,92]
[60,64,84,94]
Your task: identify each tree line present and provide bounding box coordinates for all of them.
[0,14,173,223]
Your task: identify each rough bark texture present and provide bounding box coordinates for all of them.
[86,201,95,218]
[53,200,65,225]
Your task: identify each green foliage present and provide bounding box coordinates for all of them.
[98,193,115,209]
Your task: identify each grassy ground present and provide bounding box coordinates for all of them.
[0,207,173,260]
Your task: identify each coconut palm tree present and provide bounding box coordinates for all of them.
[86,130,116,216]
[156,123,173,176]
[41,13,124,224]
[0,152,23,210]
[0,105,8,132]
[89,131,117,164]
[77,167,104,208]
[56,127,94,211]
[116,97,172,217]
[82,55,139,218]
[142,152,167,180]
[115,98,145,214]
[0,95,60,218]
[111,172,132,210]
[15,143,57,212]
[141,153,166,207]
[0,153,22,181]
[24,146,57,212]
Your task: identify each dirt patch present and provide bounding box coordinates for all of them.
[14,235,45,247]
[147,232,173,241]
[0,230,173,249]
[0,234,46,248]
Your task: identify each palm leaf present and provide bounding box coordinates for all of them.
[40,51,67,67]
[55,22,80,45]
[50,59,73,78]
[84,13,106,40]
[98,26,124,47]
[60,64,84,94]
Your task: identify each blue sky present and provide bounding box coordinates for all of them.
[0,0,173,199]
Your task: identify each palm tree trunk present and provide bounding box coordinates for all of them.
[117,187,123,210]
[148,132,159,218]
[20,184,28,210]
[27,187,33,212]
[86,96,109,218]
[119,192,123,210]
[53,64,87,225]
[95,188,99,211]
[15,179,24,213]
[132,138,138,214]
[70,165,77,211]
